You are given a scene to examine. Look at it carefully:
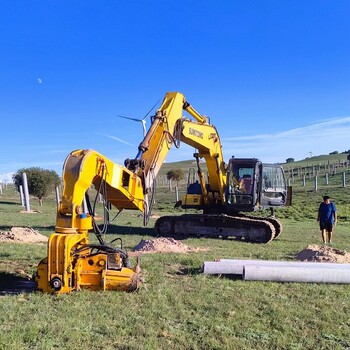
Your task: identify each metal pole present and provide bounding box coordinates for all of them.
[325,173,329,185]
[55,186,60,207]
[175,186,179,202]
[314,176,318,192]
[82,195,88,214]
[343,172,346,188]
[19,185,25,206]
[22,173,31,212]
[302,175,306,187]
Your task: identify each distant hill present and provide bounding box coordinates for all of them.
[283,153,349,169]
[159,153,350,176]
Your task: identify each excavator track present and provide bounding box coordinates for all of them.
[237,214,283,239]
[154,214,276,243]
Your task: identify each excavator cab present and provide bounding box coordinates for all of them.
[225,157,287,214]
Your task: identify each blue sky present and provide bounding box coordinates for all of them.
[0,1,349,182]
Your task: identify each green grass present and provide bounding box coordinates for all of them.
[1,176,350,349]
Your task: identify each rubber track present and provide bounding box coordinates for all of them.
[154,214,276,243]
[238,214,283,238]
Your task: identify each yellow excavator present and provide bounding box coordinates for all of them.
[35,92,287,293]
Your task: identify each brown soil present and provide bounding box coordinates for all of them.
[133,237,207,254]
[297,245,350,263]
[0,227,48,244]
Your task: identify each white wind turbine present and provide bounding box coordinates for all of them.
[117,99,160,137]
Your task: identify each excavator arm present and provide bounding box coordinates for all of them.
[125,91,227,210]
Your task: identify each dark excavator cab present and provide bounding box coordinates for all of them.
[225,157,287,214]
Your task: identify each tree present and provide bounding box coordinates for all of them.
[286,158,295,163]
[329,151,339,155]
[13,167,60,206]
[166,169,185,191]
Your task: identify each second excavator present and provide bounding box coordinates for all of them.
[125,92,287,243]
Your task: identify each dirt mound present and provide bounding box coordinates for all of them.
[297,245,350,263]
[133,237,207,254]
[0,227,48,244]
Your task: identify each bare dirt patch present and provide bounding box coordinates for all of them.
[133,237,208,254]
[0,227,48,244]
[297,245,350,263]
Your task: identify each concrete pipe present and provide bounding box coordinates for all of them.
[243,264,350,284]
[203,259,350,275]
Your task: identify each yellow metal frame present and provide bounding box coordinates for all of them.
[36,149,143,293]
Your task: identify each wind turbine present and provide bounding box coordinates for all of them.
[117,99,160,137]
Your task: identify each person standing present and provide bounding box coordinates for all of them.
[317,196,337,244]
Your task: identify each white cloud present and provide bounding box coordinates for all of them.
[0,172,14,183]
[97,133,134,146]
[221,117,350,163]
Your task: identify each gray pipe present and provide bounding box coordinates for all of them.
[219,259,350,269]
[203,261,244,275]
[244,265,350,284]
[203,259,350,275]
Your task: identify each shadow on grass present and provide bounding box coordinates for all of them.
[0,201,19,206]
[0,224,157,237]
[104,225,157,237]
[177,267,203,276]
[0,226,13,232]
[0,272,36,295]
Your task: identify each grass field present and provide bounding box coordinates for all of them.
[0,169,350,349]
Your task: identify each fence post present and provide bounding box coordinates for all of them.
[19,185,25,206]
[22,173,31,212]
[55,186,60,207]
[314,176,318,192]
[343,172,346,188]
[175,186,179,202]
[302,175,306,187]
[325,173,329,185]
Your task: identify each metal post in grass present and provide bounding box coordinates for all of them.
[82,195,88,214]
[55,186,60,207]
[302,175,306,187]
[314,176,318,192]
[19,185,25,206]
[325,173,329,185]
[175,186,179,202]
[288,178,291,187]
[343,172,346,188]
[22,172,31,212]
